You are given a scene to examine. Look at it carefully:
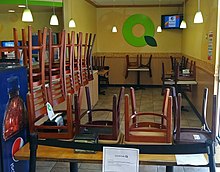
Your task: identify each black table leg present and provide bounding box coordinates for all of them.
[29,133,38,172]
[98,75,105,95]
[166,166,174,172]
[207,140,216,172]
[137,71,140,87]
[70,162,78,172]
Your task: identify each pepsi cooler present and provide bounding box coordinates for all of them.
[0,66,29,172]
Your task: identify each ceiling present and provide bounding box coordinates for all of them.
[0,4,62,14]
[86,0,185,7]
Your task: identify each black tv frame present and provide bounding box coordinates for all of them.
[161,14,183,29]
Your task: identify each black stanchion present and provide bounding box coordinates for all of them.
[29,133,38,172]
[70,162,78,172]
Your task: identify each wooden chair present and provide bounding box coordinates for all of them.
[173,88,217,144]
[179,56,189,70]
[64,31,76,95]
[125,54,140,79]
[175,61,197,92]
[87,33,96,81]
[73,32,83,92]
[27,26,47,94]
[75,86,125,143]
[27,26,75,139]
[161,62,175,95]
[93,56,109,85]
[80,33,89,86]
[124,87,173,144]
[139,54,152,77]
[170,56,175,71]
[47,29,66,97]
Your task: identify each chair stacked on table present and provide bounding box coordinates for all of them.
[92,55,110,86]
[2,26,96,140]
[161,56,197,94]
[124,87,173,144]
[74,86,125,144]
[125,54,152,79]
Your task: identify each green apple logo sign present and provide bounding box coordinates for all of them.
[122,14,157,47]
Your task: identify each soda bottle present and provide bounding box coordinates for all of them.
[3,76,26,141]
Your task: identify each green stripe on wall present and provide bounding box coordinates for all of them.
[0,0,62,7]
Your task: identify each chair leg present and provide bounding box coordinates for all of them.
[149,68,152,77]
[125,70,128,79]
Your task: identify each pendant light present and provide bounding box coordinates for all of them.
[157,26,162,32]
[112,26,118,33]
[194,0,203,23]
[180,0,187,28]
[69,19,76,28]
[157,0,162,33]
[50,0,59,26]
[22,0,33,22]
[111,0,118,33]
[69,0,76,28]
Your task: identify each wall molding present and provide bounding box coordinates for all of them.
[94,52,215,75]
[94,52,182,58]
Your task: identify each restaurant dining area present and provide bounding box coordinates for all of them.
[0,0,220,172]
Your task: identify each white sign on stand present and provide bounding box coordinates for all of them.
[102,147,139,172]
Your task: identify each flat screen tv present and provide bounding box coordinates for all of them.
[161,14,183,29]
[1,41,22,47]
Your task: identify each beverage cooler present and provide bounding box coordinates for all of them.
[0,65,29,172]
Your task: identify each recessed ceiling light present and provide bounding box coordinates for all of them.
[18,5,26,8]
[8,10,15,13]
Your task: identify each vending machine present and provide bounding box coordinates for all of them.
[0,65,29,172]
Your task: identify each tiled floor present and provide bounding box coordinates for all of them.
[36,87,217,172]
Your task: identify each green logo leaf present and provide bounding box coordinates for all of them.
[144,36,157,47]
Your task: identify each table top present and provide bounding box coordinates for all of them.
[14,143,220,167]
[127,67,150,71]
[97,69,109,76]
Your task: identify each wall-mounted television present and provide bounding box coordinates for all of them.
[1,41,22,47]
[161,14,183,29]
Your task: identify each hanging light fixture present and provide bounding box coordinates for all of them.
[157,0,162,33]
[112,26,118,33]
[194,0,203,23]
[69,0,76,28]
[157,26,162,32]
[50,0,59,25]
[22,0,33,22]
[69,19,76,28]
[111,0,118,33]
[180,0,187,28]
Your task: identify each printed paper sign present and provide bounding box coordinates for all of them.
[102,147,139,172]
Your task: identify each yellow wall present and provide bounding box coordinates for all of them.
[182,0,217,67]
[96,7,183,53]
[63,0,97,51]
[0,11,63,40]
[64,0,97,45]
